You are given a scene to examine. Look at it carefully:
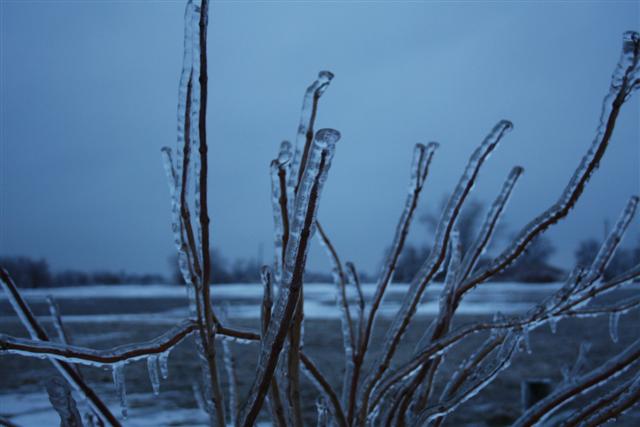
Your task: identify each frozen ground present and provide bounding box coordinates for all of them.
[0,282,562,323]
[1,283,638,426]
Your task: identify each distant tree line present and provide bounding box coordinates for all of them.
[392,197,640,284]
[0,256,168,288]
[168,249,343,284]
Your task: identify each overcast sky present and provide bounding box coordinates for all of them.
[1,0,638,279]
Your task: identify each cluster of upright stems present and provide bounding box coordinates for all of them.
[1,1,640,426]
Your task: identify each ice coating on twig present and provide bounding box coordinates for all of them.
[288,71,335,193]
[456,166,523,287]
[439,228,462,318]
[346,261,365,346]
[514,338,640,427]
[160,146,195,296]
[219,304,238,424]
[147,355,160,395]
[568,375,640,426]
[239,129,340,426]
[463,32,640,295]
[47,296,72,345]
[270,141,292,284]
[0,269,120,426]
[46,377,84,427]
[366,142,439,338]
[331,267,355,405]
[112,363,127,419]
[584,196,639,284]
[413,331,519,425]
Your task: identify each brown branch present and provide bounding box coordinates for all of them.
[0,268,120,427]
[359,123,511,424]
[561,374,639,427]
[300,352,348,427]
[240,132,339,426]
[456,33,640,300]
[513,339,640,427]
[260,267,288,427]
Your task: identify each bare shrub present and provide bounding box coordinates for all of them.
[1,1,639,426]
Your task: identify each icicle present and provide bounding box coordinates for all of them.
[112,363,127,419]
[147,355,160,395]
[159,351,170,380]
[609,311,621,343]
[548,316,558,334]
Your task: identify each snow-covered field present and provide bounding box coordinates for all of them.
[0,282,562,324]
[2,282,638,426]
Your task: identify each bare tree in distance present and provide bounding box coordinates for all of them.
[1,2,640,426]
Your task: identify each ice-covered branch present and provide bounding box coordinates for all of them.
[239,128,341,426]
[0,268,120,426]
[359,142,438,365]
[288,71,335,194]
[0,320,197,366]
[359,121,512,422]
[455,166,523,288]
[300,352,348,427]
[513,338,640,427]
[316,221,357,410]
[412,331,520,426]
[270,141,292,284]
[459,31,640,297]
[368,265,640,413]
[567,375,640,427]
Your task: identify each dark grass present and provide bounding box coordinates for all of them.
[1,300,639,426]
